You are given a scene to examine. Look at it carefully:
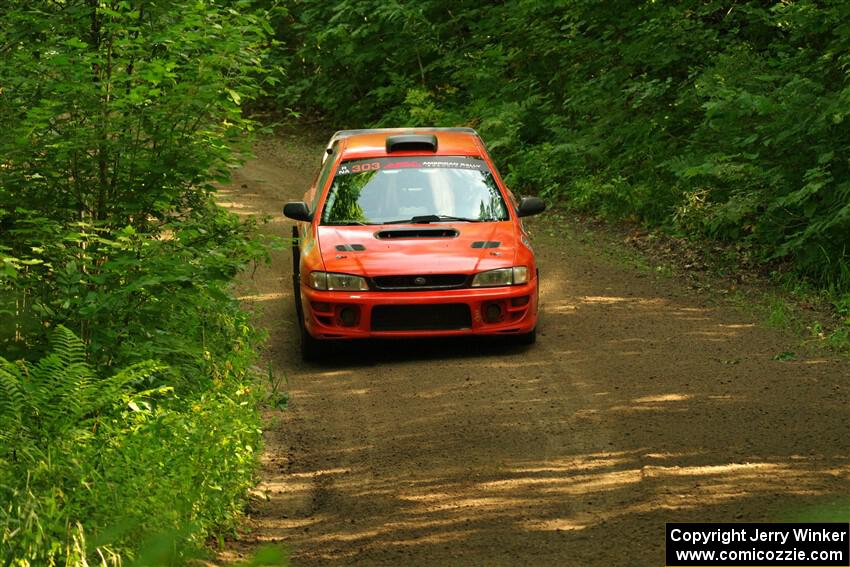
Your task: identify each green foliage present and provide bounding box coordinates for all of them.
[0,1,276,564]
[0,0,268,227]
[0,326,162,445]
[772,351,797,362]
[0,0,272,357]
[274,0,850,291]
[2,204,270,376]
[0,326,263,565]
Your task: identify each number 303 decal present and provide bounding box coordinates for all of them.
[351,162,380,173]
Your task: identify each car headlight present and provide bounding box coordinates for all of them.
[471,266,529,287]
[308,271,369,291]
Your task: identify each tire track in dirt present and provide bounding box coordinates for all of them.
[217,133,850,566]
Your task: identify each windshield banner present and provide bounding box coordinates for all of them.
[336,156,486,176]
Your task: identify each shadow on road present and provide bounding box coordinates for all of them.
[303,337,535,368]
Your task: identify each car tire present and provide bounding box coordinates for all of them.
[514,326,537,346]
[291,227,323,361]
[291,227,304,317]
[300,325,325,362]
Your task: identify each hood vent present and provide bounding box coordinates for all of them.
[471,241,501,249]
[375,228,459,240]
[335,244,366,251]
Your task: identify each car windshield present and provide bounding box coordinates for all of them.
[320,156,509,225]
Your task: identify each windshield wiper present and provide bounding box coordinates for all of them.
[383,215,483,225]
[325,220,368,225]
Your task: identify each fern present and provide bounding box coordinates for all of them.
[0,360,26,418]
[0,326,163,454]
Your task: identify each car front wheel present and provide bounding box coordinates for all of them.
[300,325,325,362]
[513,326,537,346]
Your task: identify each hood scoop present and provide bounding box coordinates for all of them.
[374,228,459,240]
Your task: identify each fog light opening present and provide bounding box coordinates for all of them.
[338,306,359,327]
[483,302,504,323]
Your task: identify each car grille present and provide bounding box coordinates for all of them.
[370,304,472,331]
[372,274,468,291]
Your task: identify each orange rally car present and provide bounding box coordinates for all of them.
[283,128,546,360]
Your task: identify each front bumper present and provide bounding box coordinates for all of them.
[300,281,538,340]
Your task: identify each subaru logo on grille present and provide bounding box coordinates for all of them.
[413,277,427,286]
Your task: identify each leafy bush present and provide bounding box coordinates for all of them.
[0,1,276,564]
[0,326,263,565]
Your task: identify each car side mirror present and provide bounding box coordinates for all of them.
[283,201,313,222]
[517,196,546,217]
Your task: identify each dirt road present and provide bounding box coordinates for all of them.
[218,133,850,566]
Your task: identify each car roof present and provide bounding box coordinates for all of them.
[326,127,484,161]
